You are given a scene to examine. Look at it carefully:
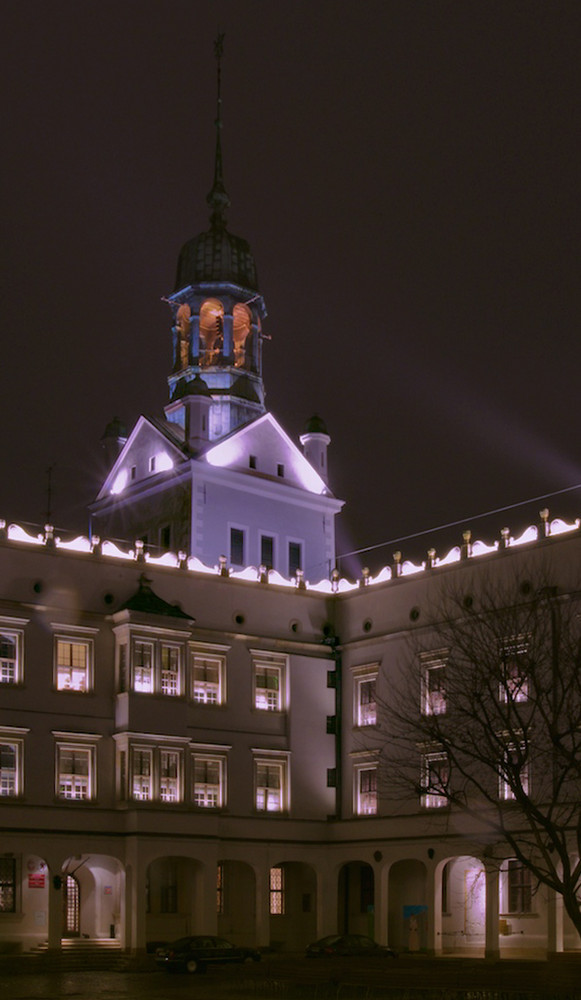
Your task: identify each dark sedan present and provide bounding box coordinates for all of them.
[306,934,397,958]
[155,935,261,973]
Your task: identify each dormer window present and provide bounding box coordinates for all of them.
[277,463,284,477]
[249,455,257,470]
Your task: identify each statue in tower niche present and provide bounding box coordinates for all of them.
[176,304,191,370]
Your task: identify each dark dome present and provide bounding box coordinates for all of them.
[175,225,259,293]
[173,375,212,400]
[304,414,328,435]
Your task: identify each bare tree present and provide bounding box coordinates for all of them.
[382,568,581,937]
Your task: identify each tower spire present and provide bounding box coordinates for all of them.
[207,31,230,229]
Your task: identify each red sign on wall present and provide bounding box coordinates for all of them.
[28,874,45,888]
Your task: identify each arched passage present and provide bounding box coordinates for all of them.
[217,860,257,945]
[269,861,317,951]
[146,856,203,944]
[440,855,485,956]
[338,862,375,938]
[61,854,124,942]
[388,859,427,953]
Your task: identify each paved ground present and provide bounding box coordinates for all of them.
[1,954,580,1000]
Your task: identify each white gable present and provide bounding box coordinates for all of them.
[96,416,187,501]
[204,413,329,496]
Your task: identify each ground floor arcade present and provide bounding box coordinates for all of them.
[1,834,579,958]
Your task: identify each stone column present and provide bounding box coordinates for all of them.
[255,865,270,949]
[425,863,442,956]
[47,871,63,952]
[316,864,339,940]
[484,865,500,960]
[547,885,564,955]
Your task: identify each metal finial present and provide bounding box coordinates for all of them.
[207,32,230,227]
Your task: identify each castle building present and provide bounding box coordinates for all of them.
[1,51,580,963]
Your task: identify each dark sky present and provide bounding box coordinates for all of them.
[2,2,581,574]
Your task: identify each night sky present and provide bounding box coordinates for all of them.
[2,2,581,575]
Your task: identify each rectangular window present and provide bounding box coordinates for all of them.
[249,455,257,470]
[230,527,245,566]
[499,744,529,800]
[356,766,377,815]
[500,639,529,703]
[422,753,449,808]
[161,645,180,696]
[0,631,20,684]
[422,657,446,715]
[56,639,90,692]
[255,665,281,711]
[356,674,377,726]
[0,858,16,913]
[160,750,179,802]
[0,742,18,797]
[507,860,532,913]
[288,541,302,577]
[58,746,92,800]
[193,655,223,704]
[277,463,284,478]
[149,455,156,473]
[132,748,152,800]
[160,524,171,550]
[269,866,285,914]
[133,641,154,692]
[194,757,223,808]
[216,863,224,914]
[260,535,274,570]
[256,760,285,812]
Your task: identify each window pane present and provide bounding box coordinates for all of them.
[288,542,302,577]
[0,634,18,684]
[57,640,89,692]
[134,642,154,692]
[0,743,17,796]
[193,658,221,703]
[230,528,244,566]
[261,535,274,570]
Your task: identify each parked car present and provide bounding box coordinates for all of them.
[155,935,261,974]
[306,934,397,958]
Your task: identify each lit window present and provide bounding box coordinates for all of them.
[161,645,180,696]
[133,641,154,692]
[499,744,529,801]
[57,745,93,800]
[269,866,285,914]
[0,858,16,913]
[288,541,302,577]
[260,535,275,571]
[255,665,282,711]
[421,753,449,808]
[422,655,446,715]
[355,765,377,815]
[128,744,183,803]
[194,756,223,808]
[0,742,18,797]
[56,639,91,692]
[192,654,224,704]
[499,639,529,703]
[132,748,152,800]
[0,629,21,684]
[255,757,288,812]
[507,860,532,913]
[160,750,179,802]
[230,527,245,566]
[356,673,377,726]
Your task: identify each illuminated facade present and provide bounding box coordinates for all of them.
[1,51,580,963]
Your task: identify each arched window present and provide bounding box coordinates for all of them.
[232,303,251,369]
[175,304,191,370]
[199,299,224,368]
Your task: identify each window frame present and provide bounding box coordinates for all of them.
[287,539,303,578]
[229,525,246,567]
[0,857,17,913]
[54,733,100,802]
[124,632,185,698]
[354,762,378,816]
[421,752,450,809]
[353,667,378,727]
[505,859,533,914]
[0,727,27,798]
[499,742,530,801]
[252,651,288,713]
[259,532,276,571]
[421,652,447,716]
[190,643,228,705]
[123,740,185,804]
[499,637,529,704]
[53,629,96,693]
[192,752,226,809]
[0,618,26,685]
[269,866,285,914]
[253,751,290,814]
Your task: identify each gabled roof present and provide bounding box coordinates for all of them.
[95,415,188,501]
[203,412,331,497]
